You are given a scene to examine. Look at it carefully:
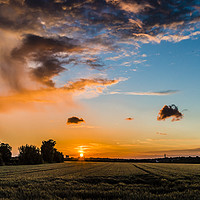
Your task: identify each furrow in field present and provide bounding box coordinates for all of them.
[132,164,159,177]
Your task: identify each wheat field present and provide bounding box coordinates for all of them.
[0,162,200,199]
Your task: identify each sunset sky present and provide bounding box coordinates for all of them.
[0,0,200,158]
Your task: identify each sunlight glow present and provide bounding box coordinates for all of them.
[80,153,84,157]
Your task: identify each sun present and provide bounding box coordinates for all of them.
[80,153,84,158]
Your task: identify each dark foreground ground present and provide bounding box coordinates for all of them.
[0,162,200,199]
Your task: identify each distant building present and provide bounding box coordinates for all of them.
[164,154,167,158]
[66,155,69,159]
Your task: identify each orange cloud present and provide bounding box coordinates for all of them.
[0,78,119,112]
[125,117,134,121]
[64,78,119,91]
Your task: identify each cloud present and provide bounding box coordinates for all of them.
[156,132,167,136]
[125,117,134,121]
[157,104,183,122]
[110,90,179,96]
[66,125,99,129]
[12,34,81,58]
[31,58,66,87]
[10,34,84,89]
[147,148,200,154]
[65,78,119,91]
[67,116,85,125]
[0,0,199,111]
[1,1,199,45]
[0,77,119,112]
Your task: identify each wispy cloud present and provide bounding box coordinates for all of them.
[133,60,147,64]
[147,148,200,154]
[156,132,167,136]
[110,90,179,96]
[67,125,100,129]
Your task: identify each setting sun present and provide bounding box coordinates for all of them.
[80,153,84,158]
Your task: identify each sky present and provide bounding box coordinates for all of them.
[0,0,200,158]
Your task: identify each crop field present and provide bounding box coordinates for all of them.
[0,162,200,200]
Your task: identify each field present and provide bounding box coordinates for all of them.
[1,162,200,199]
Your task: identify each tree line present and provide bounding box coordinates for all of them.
[0,139,64,165]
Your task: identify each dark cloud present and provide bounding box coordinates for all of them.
[84,58,104,69]
[157,104,183,122]
[10,34,84,88]
[67,116,85,125]
[12,34,81,59]
[31,58,66,87]
[125,117,134,121]
[1,0,199,41]
[0,1,43,32]
[24,0,50,8]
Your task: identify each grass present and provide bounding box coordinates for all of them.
[0,162,200,199]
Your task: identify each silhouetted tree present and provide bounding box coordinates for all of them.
[41,139,64,163]
[0,143,12,164]
[0,153,3,165]
[18,145,43,165]
[41,139,56,163]
[53,149,64,163]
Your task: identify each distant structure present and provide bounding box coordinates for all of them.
[164,154,167,158]
[66,155,69,159]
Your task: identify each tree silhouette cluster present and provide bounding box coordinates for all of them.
[0,143,12,165]
[41,139,64,163]
[18,145,43,165]
[0,139,64,165]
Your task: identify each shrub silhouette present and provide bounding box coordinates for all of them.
[0,143,12,164]
[18,145,43,165]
